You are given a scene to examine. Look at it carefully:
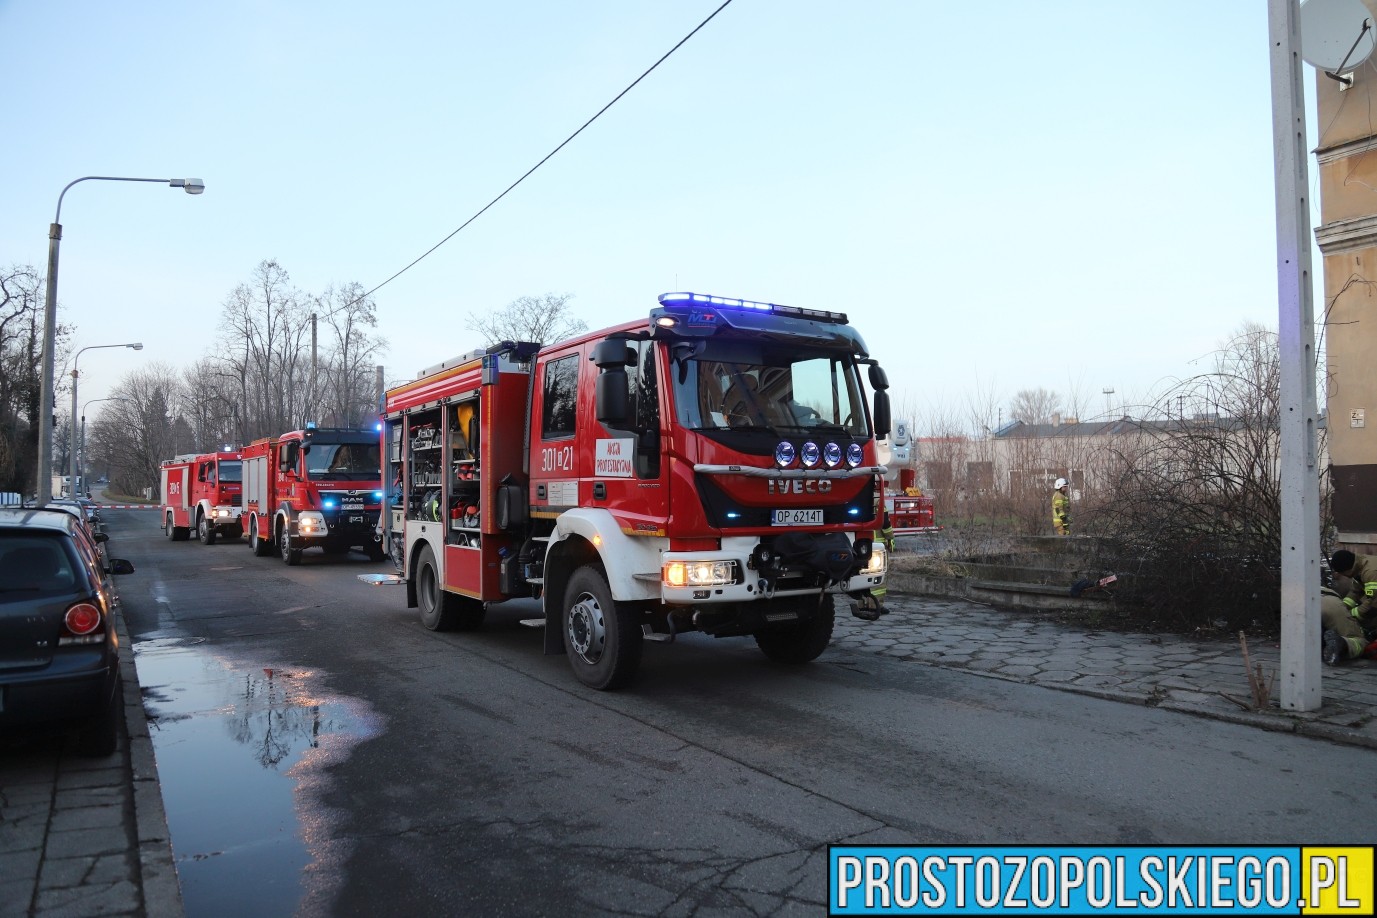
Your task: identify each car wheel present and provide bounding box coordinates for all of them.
[250,517,272,557]
[76,674,122,758]
[279,521,302,566]
[753,594,836,664]
[165,514,176,540]
[562,566,642,690]
[197,513,217,545]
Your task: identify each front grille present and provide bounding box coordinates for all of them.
[230,494,242,507]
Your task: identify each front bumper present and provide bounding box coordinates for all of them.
[658,548,884,604]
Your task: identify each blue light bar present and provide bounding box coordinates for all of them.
[657,291,846,323]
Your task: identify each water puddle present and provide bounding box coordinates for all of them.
[135,637,380,917]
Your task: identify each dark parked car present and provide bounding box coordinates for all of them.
[0,508,135,755]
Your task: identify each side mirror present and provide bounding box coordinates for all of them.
[591,339,634,369]
[868,364,890,391]
[109,558,135,575]
[873,391,892,439]
[596,369,630,426]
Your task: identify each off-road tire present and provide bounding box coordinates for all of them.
[562,566,643,690]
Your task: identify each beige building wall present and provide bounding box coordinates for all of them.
[1313,1,1377,547]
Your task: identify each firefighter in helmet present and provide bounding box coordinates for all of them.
[1052,478,1071,536]
[1323,550,1377,663]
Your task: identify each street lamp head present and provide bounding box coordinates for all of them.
[130,343,144,351]
[170,178,206,195]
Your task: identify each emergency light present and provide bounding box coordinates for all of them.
[657,292,848,325]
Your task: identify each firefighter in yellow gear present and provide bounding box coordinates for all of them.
[873,512,896,604]
[1323,550,1377,663]
[1052,478,1071,536]
[853,512,895,620]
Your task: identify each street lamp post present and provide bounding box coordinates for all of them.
[80,396,130,493]
[36,175,204,504]
[69,345,142,496]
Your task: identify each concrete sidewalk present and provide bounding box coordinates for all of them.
[0,616,182,918]
[834,593,1377,749]
[3,591,1374,918]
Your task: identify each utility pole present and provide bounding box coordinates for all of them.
[1269,0,1322,711]
[310,312,318,424]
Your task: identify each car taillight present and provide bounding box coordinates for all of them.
[62,602,104,638]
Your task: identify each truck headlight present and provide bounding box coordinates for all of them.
[298,511,327,535]
[663,560,738,587]
[862,543,887,575]
[216,508,231,518]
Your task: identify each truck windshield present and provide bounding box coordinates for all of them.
[671,344,869,437]
[218,461,242,483]
[305,442,381,481]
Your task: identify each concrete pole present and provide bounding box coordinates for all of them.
[36,224,62,504]
[311,312,318,423]
[1269,0,1322,711]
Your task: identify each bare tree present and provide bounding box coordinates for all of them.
[1008,387,1063,425]
[1090,323,1299,632]
[94,363,186,499]
[314,282,387,426]
[466,293,586,346]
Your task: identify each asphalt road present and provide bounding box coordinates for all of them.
[102,507,1376,918]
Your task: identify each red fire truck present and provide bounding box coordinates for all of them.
[241,426,385,565]
[879,419,939,534]
[375,291,894,689]
[159,449,244,544]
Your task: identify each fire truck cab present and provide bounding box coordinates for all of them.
[242,427,385,565]
[159,449,243,544]
[378,291,894,690]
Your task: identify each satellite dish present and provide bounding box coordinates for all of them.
[1300,0,1375,74]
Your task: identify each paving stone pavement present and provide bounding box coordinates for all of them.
[0,617,182,918]
[833,593,1377,749]
[3,590,1373,918]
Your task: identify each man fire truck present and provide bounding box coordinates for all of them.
[241,426,385,565]
[374,291,893,690]
[159,449,243,544]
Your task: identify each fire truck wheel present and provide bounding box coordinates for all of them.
[279,522,302,566]
[753,594,836,664]
[416,545,457,631]
[197,514,217,545]
[562,566,643,690]
[165,514,189,542]
[250,518,273,557]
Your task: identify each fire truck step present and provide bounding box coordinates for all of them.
[518,618,546,629]
[357,574,406,586]
[641,626,674,643]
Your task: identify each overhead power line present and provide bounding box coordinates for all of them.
[352,0,735,308]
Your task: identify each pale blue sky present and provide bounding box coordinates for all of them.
[0,2,1304,430]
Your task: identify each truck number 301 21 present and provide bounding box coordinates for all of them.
[541,445,575,473]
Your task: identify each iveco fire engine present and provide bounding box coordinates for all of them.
[373,292,893,690]
[159,449,243,544]
[241,426,385,564]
